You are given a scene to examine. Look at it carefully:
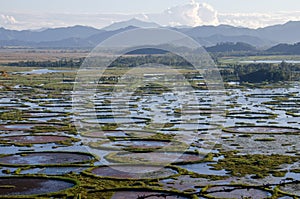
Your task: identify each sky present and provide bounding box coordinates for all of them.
[0,0,299,30]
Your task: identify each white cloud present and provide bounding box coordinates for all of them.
[153,1,300,28]
[148,1,219,27]
[197,2,219,25]
[0,14,17,24]
[0,2,300,30]
[219,12,300,28]
[0,12,139,30]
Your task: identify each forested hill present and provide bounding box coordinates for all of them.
[205,42,256,53]
[266,42,300,54]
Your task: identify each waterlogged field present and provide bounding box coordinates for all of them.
[219,55,300,65]
[0,65,299,199]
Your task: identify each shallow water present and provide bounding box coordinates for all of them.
[91,165,177,179]
[1,70,300,197]
[179,162,228,176]
[0,152,94,166]
[20,167,87,175]
[16,69,72,75]
[0,177,75,195]
[206,186,271,199]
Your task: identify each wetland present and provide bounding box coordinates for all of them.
[0,52,299,199]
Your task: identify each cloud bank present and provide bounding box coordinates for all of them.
[219,11,300,28]
[1,14,17,25]
[147,1,218,27]
[0,1,300,30]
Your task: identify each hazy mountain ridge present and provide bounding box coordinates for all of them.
[0,25,102,42]
[192,34,272,47]
[0,19,299,50]
[102,18,160,31]
[256,21,300,44]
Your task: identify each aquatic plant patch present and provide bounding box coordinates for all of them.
[210,153,298,178]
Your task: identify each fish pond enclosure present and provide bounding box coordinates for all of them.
[0,59,300,199]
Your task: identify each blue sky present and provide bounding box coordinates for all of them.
[0,0,299,30]
[0,0,298,13]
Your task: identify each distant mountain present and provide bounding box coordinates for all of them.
[193,34,271,47]
[0,39,35,47]
[87,26,137,44]
[102,18,160,31]
[181,24,254,38]
[206,42,256,53]
[0,26,138,48]
[36,37,93,48]
[266,42,300,54]
[0,25,102,42]
[0,20,299,50]
[181,21,300,47]
[257,21,300,44]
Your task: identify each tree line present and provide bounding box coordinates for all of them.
[221,61,300,83]
[6,55,300,83]
[7,58,85,68]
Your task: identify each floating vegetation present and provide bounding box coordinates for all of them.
[133,83,172,95]
[210,152,299,178]
[1,64,300,197]
[0,110,23,121]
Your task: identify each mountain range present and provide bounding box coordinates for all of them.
[0,19,299,51]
